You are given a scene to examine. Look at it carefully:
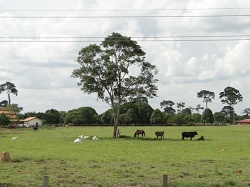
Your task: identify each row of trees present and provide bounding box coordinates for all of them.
[161,86,243,120]
[8,100,245,127]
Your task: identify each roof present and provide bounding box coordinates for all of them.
[20,117,37,122]
[237,119,250,123]
[0,107,18,121]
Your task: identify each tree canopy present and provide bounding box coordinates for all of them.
[202,108,214,124]
[160,100,176,114]
[72,33,158,137]
[0,113,11,126]
[197,90,215,108]
[0,82,18,105]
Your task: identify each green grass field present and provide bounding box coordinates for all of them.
[0,125,249,187]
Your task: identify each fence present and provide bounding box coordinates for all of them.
[43,174,169,187]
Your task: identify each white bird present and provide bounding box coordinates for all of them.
[74,138,83,143]
[12,137,18,140]
[79,135,89,139]
[92,136,98,141]
[79,135,84,139]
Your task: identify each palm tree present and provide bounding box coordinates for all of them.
[0,82,18,105]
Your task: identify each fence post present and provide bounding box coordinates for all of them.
[43,175,49,187]
[163,174,168,187]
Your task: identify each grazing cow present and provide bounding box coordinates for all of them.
[182,131,198,140]
[155,131,164,139]
[198,136,204,141]
[134,130,146,138]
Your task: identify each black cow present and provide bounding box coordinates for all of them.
[198,136,204,141]
[182,131,198,140]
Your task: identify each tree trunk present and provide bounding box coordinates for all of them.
[112,104,120,138]
[113,124,118,138]
[8,94,11,105]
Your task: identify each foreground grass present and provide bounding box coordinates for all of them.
[0,125,249,187]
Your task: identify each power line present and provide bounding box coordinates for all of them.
[1,34,250,38]
[0,15,249,18]
[1,35,249,42]
[0,8,250,11]
[0,39,249,42]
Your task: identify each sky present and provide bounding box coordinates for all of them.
[0,0,250,115]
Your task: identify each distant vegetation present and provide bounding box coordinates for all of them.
[0,86,248,128]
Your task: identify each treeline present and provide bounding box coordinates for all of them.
[16,101,245,126]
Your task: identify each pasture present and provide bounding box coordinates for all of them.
[0,125,249,187]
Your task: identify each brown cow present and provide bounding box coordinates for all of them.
[155,131,164,139]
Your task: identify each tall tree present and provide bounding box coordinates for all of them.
[177,102,185,113]
[189,106,195,114]
[243,108,250,117]
[197,90,215,108]
[72,32,158,138]
[219,86,243,121]
[0,82,18,105]
[160,100,175,114]
[195,104,204,114]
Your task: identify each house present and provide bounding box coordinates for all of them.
[20,117,42,127]
[0,107,18,123]
[237,119,250,125]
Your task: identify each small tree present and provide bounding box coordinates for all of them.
[0,100,8,107]
[44,109,62,125]
[214,112,226,123]
[0,82,18,105]
[72,33,158,137]
[191,113,202,123]
[202,108,214,124]
[64,107,98,125]
[160,100,175,114]
[134,102,154,124]
[182,108,192,115]
[197,90,215,108]
[150,109,165,124]
[0,113,11,126]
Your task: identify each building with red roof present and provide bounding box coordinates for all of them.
[19,117,42,127]
[237,119,250,125]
